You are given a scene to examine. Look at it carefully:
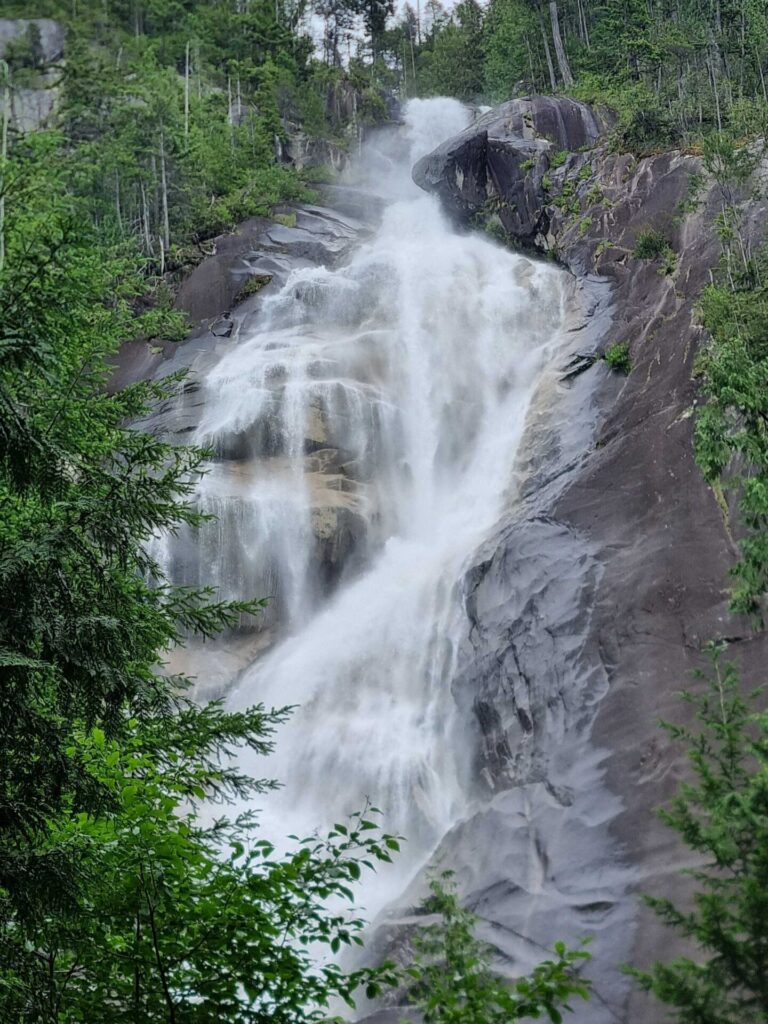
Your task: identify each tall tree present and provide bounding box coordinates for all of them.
[547,0,573,86]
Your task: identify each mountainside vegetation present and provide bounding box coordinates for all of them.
[386,0,768,147]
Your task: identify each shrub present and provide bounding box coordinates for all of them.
[403,874,591,1023]
[549,148,568,168]
[631,645,768,1021]
[634,227,671,260]
[612,108,680,156]
[603,342,631,373]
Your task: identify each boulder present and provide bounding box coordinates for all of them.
[413,96,607,241]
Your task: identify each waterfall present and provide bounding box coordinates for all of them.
[181,98,571,923]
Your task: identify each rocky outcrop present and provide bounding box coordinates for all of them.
[413,96,768,1024]
[413,96,608,243]
[0,19,64,132]
[278,77,399,174]
[114,198,368,391]
[118,199,371,632]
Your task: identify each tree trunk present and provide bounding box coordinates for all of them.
[757,48,768,104]
[581,0,593,48]
[184,41,190,139]
[708,51,723,133]
[115,171,123,235]
[536,9,557,91]
[159,126,170,256]
[548,1,574,87]
[0,60,9,274]
[140,179,153,256]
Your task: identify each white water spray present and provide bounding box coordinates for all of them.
[187,98,570,920]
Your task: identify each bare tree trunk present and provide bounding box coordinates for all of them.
[757,47,768,104]
[525,33,536,88]
[537,8,557,91]
[0,60,9,274]
[114,171,123,235]
[159,126,170,257]
[708,51,723,133]
[548,1,574,87]
[576,0,590,48]
[184,41,190,139]
[140,179,153,256]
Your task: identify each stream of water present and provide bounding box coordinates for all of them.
[184,98,570,922]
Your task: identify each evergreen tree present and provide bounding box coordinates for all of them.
[632,645,768,1023]
[0,112,399,1023]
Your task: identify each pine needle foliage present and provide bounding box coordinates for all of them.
[0,122,402,1022]
[631,644,768,1023]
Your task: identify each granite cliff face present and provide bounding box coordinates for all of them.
[0,18,64,131]
[130,98,768,1023]
[412,95,768,1023]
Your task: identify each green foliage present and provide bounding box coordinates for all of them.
[481,0,537,103]
[632,645,768,1023]
[633,227,671,261]
[415,0,485,101]
[549,149,568,169]
[2,0,371,277]
[612,106,679,156]
[402,0,768,159]
[0,105,402,1022]
[688,131,768,620]
[2,717,402,1022]
[403,875,591,1024]
[237,272,273,300]
[551,179,579,216]
[694,265,768,620]
[602,342,631,374]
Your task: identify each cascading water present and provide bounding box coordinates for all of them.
[182,98,571,922]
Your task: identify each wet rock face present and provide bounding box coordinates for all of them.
[117,201,372,633]
[113,200,367,392]
[414,96,767,1024]
[412,96,606,241]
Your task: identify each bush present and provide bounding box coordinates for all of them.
[612,107,679,155]
[633,227,670,260]
[631,645,768,1022]
[549,149,568,169]
[603,342,631,373]
[403,874,591,1023]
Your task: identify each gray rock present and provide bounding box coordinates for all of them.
[0,18,64,63]
[112,201,367,393]
[413,95,768,1023]
[0,19,64,132]
[413,96,606,241]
